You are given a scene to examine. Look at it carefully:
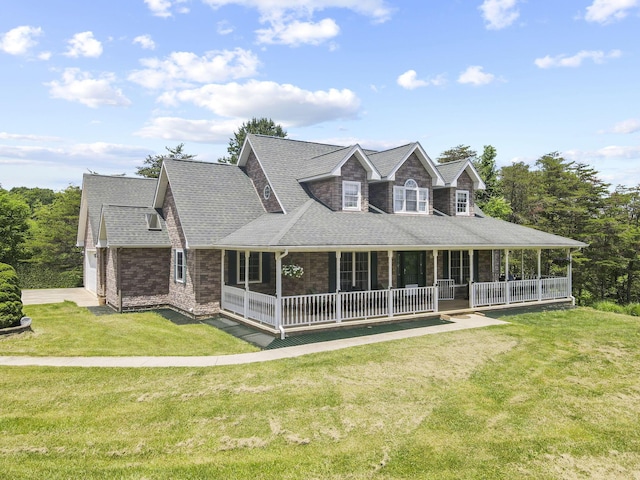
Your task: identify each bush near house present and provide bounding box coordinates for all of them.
[0,263,23,328]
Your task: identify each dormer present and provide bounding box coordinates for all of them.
[432,159,485,216]
[299,145,381,212]
[368,143,445,215]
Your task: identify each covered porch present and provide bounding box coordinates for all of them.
[219,247,575,335]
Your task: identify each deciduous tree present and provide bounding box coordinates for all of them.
[219,118,287,164]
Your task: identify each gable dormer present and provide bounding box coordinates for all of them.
[299,145,380,212]
[432,159,485,216]
[368,143,445,215]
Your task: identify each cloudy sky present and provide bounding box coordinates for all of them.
[1,0,639,190]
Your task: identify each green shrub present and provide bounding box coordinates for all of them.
[624,303,640,316]
[15,263,82,289]
[0,263,23,328]
[591,301,626,314]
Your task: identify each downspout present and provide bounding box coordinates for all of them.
[117,248,122,313]
[275,250,288,339]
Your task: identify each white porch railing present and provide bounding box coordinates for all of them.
[392,286,438,316]
[221,285,245,316]
[472,277,571,307]
[221,285,277,327]
[436,279,455,300]
[281,292,337,327]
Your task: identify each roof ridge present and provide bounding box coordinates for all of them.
[250,133,348,150]
[369,143,415,155]
[164,157,230,166]
[84,173,156,181]
[309,145,353,160]
[268,199,315,246]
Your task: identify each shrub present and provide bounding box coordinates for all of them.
[591,301,626,314]
[625,303,640,317]
[15,263,82,289]
[0,263,23,328]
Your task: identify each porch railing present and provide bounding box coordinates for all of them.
[221,285,277,327]
[472,277,570,307]
[436,279,455,300]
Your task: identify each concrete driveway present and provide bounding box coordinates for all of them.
[21,288,99,307]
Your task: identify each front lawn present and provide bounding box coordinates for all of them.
[0,302,258,356]
[1,307,640,479]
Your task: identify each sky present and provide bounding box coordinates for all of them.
[1,0,639,191]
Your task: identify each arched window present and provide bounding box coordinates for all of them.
[393,179,428,214]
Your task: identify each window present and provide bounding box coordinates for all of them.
[342,181,361,211]
[394,179,428,214]
[339,252,369,291]
[238,251,262,283]
[449,250,470,284]
[175,249,186,283]
[145,213,161,230]
[456,190,470,215]
[263,184,271,200]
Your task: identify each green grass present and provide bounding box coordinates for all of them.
[2,307,640,478]
[0,302,258,356]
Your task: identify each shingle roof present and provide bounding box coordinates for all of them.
[162,158,265,247]
[101,206,170,247]
[81,174,157,245]
[435,159,469,185]
[368,143,416,178]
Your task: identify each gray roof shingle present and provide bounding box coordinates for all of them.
[101,206,170,247]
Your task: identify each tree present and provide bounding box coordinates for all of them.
[0,263,23,328]
[136,143,196,178]
[0,190,30,266]
[437,144,477,164]
[9,187,56,214]
[219,117,287,164]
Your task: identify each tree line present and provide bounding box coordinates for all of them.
[1,117,638,305]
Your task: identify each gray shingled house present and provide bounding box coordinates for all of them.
[77,134,586,335]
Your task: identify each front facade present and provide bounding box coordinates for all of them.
[77,135,585,335]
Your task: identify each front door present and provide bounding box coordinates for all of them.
[397,251,426,287]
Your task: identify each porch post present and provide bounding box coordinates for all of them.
[568,248,573,302]
[221,249,225,307]
[537,248,542,302]
[505,249,510,305]
[244,250,250,318]
[336,251,342,323]
[468,249,474,308]
[433,250,438,286]
[275,251,286,329]
[388,250,394,318]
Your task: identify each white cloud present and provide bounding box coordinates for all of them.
[565,145,640,161]
[65,31,103,58]
[217,20,234,35]
[0,25,43,55]
[46,68,131,108]
[584,0,638,24]
[128,48,259,90]
[256,18,340,46]
[457,66,496,86]
[201,0,392,45]
[397,70,446,90]
[158,80,361,127]
[38,51,52,60]
[611,118,640,134]
[134,117,241,143]
[534,49,622,68]
[0,132,64,142]
[133,34,156,50]
[143,0,190,17]
[479,0,520,30]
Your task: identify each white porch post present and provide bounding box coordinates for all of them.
[568,248,573,302]
[469,249,474,308]
[388,250,394,318]
[505,249,510,305]
[275,251,287,329]
[221,249,225,307]
[433,249,439,312]
[537,248,542,302]
[336,251,342,323]
[243,250,250,318]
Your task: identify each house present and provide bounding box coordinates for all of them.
[77,134,586,335]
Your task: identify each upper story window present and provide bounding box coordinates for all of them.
[342,181,361,211]
[263,184,271,200]
[175,249,186,283]
[456,190,470,215]
[394,179,428,214]
[238,251,262,283]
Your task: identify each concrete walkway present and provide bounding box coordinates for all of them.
[0,314,507,368]
[22,288,99,307]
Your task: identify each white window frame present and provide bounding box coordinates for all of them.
[394,179,428,214]
[342,181,361,211]
[456,190,470,216]
[449,250,470,285]
[175,249,186,283]
[339,251,370,291]
[238,251,263,284]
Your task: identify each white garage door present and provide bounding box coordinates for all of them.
[84,250,97,294]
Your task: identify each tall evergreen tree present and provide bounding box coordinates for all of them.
[436,144,477,164]
[136,143,196,178]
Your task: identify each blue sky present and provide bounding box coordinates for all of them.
[1,0,639,191]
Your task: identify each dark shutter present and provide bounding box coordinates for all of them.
[419,251,426,287]
[370,252,378,289]
[473,250,480,282]
[397,251,404,287]
[262,252,271,284]
[328,252,336,292]
[443,251,449,279]
[228,250,237,285]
